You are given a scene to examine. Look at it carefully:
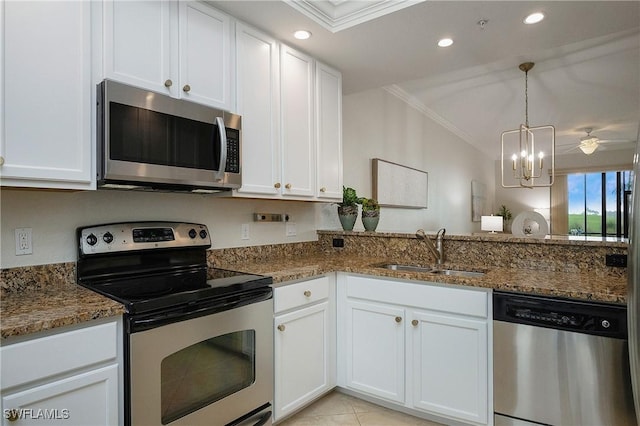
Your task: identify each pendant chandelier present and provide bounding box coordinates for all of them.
[501,62,555,188]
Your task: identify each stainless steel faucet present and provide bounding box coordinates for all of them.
[415,228,446,264]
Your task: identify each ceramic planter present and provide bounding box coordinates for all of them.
[337,205,358,231]
[361,210,380,232]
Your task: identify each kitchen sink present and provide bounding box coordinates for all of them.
[428,269,485,277]
[382,264,434,273]
[378,264,485,277]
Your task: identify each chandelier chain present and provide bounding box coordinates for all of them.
[524,69,529,127]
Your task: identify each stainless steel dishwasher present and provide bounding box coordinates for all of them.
[493,291,637,425]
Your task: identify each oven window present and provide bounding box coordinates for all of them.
[161,330,255,424]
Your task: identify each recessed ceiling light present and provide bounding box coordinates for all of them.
[524,12,545,25]
[294,30,312,40]
[438,38,454,48]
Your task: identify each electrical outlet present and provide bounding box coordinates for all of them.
[332,238,344,248]
[241,223,250,240]
[606,254,627,267]
[286,222,296,237]
[15,228,33,255]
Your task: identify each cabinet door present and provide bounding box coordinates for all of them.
[235,23,281,196]
[345,299,405,403]
[1,365,119,426]
[315,62,342,201]
[274,302,331,420]
[103,0,176,96]
[1,0,93,189]
[280,45,315,198]
[409,310,488,424]
[179,2,233,110]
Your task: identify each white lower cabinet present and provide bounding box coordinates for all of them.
[0,318,122,426]
[409,310,488,424]
[337,274,491,426]
[345,299,405,403]
[273,275,336,422]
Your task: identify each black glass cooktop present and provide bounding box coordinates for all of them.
[80,267,271,314]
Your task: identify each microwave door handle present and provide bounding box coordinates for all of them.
[215,116,227,181]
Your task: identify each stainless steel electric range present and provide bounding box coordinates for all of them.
[76,222,273,426]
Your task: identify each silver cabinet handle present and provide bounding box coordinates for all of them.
[395,316,402,323]
[0,156,4,166]
[277,324,285,332]
[164,79,173,88]
[304,290,311,297]
[412,320,419,327]
[183,84,191,93]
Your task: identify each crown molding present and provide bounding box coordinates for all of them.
[284,0,424,33]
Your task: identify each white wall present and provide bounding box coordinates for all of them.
[319,87,495,234]
[0,189,319,268]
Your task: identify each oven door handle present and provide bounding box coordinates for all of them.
[129,288,272,332]
[252,410,271,426]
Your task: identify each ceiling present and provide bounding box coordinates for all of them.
[211,1,640,160]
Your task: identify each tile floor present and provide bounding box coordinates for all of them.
[277,391,445,426]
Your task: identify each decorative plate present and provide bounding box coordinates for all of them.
[511,211,549,238]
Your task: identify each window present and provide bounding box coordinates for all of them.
[566,170,633,237]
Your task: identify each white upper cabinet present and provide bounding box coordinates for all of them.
[0,0,94,189]
[280,45,316,198]
[178,1,233,109]
[315,62,343,200]
[233,34,342,202]
[234,23,281,196]
[103,1,176,96]
[102,0,234,110]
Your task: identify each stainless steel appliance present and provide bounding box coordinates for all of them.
[629,134,640,423]
[97,80,241,192]
[493,291,637,425]
[77,222,273,426]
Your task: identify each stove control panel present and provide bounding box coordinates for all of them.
[78,222,211,256]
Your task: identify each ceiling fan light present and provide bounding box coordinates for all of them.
[579,141,599,155]
[524,12,545,25]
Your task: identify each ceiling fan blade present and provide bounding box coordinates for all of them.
[597,138,635,144]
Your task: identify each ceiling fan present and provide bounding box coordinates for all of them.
[564,128,635,155]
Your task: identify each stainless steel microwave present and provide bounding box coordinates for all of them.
[97,80,241,192]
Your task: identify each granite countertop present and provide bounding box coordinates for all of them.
[1,280,125,339]
[215,253,628,304]
[1,253,627,339]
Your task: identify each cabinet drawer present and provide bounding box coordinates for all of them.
[1,320,118,390]
[275,276,330,313]
[347,275,488,318]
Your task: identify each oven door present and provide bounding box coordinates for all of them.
[128,298,273,426]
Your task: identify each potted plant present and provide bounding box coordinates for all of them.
[496,204,513,232]
[360,197,380,232]
[337,186,359,231]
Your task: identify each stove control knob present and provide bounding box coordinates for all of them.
[601,319,611,329]
[188,229,197,239]
[199,229,208,239]
[103,232,114,244]
[86,233,98,246]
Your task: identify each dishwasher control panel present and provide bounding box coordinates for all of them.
[493,291,627,338]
